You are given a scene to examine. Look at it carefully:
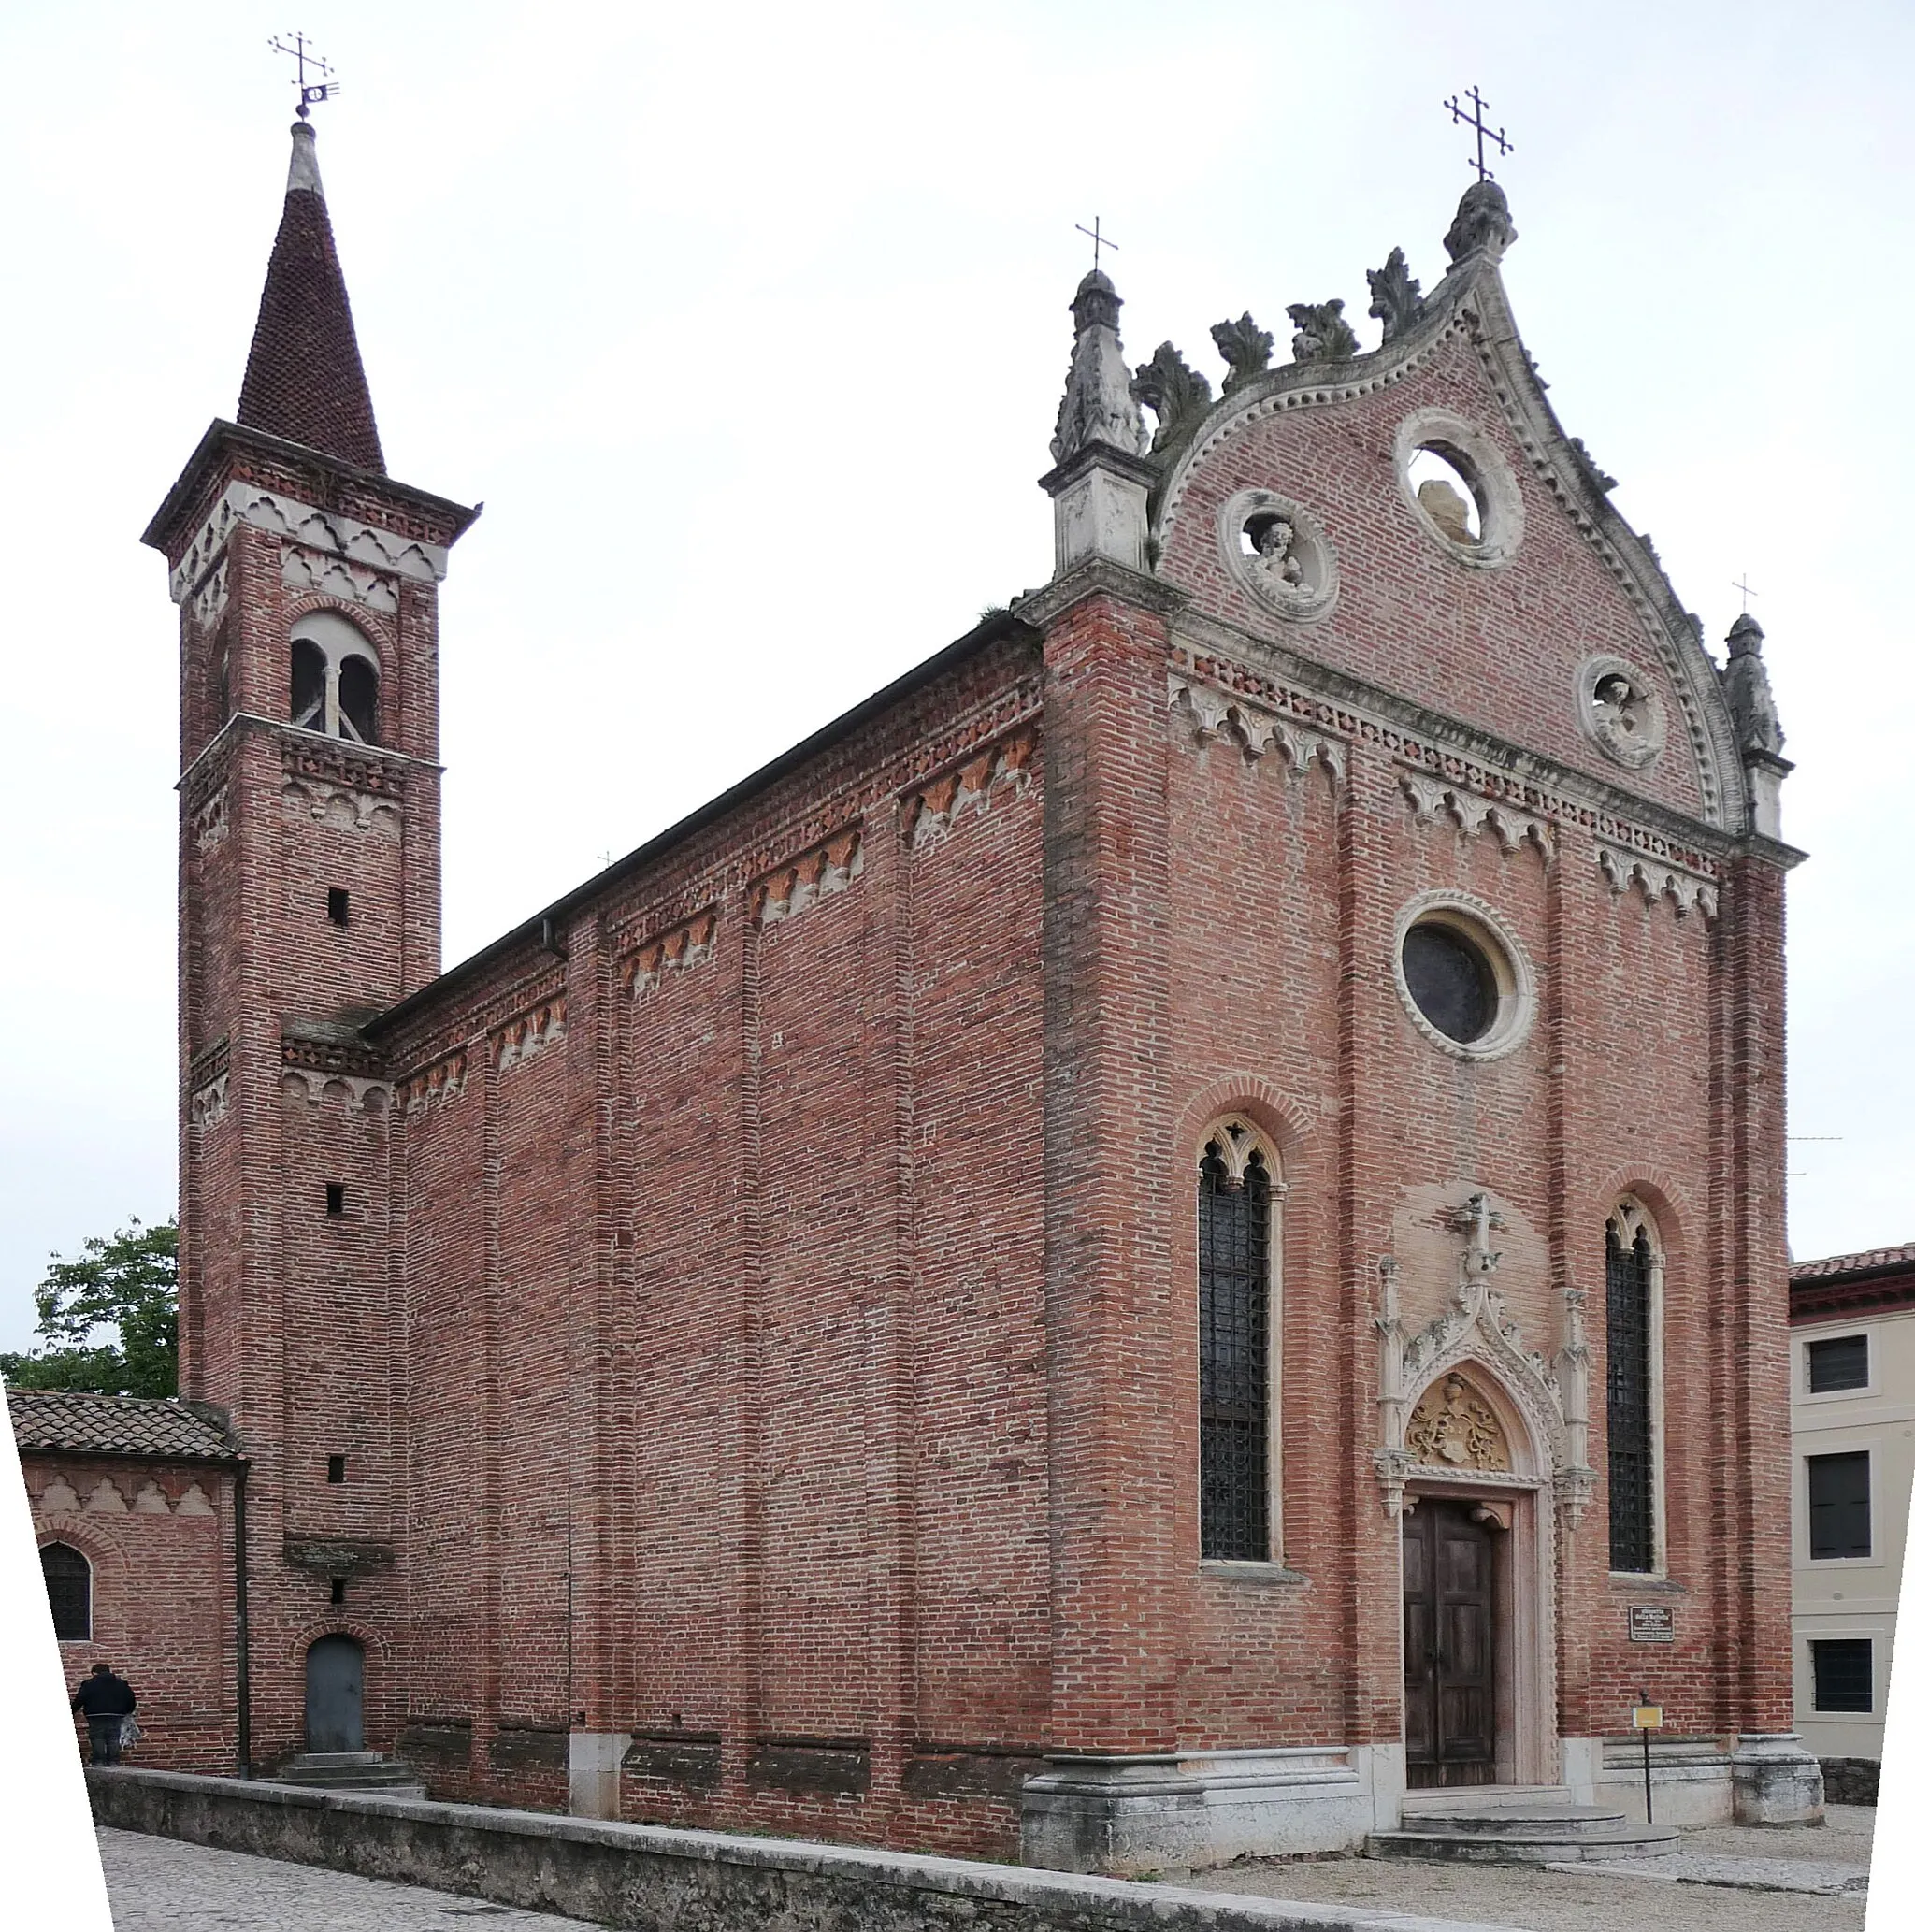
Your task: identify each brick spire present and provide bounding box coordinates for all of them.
[236,120,384,473]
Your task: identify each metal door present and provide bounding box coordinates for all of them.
[304,1634,365,1752]
[1403,1500,1496,1788]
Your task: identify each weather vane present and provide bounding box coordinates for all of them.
[269,30,341,119]
[1074,217,1119,273]
[1445,86,1512,182]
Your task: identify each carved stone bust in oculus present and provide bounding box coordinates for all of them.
[1575,652,1666,770]
[1219,487,1339,623]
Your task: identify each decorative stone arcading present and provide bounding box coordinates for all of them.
[281,544,399,615]
[1167,674,1345,786]
[281,776,402,841]
[903,728,1035,850]
[397,1050,469,1115]
[1170,638,1724,883]
[750,829,863,930]
[495,1000,566,1074]
[189,556,230,630]
[1399,771,1552,859]
[623,912,718,997]
[168,482,448,608]
[193,787,230,853]
[189,1071,229,1131]
[1595,843,1718,919]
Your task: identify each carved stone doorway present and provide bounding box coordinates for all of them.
[1403,1498,1498,1789]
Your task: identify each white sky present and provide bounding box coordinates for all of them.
[3,0,1910,1351]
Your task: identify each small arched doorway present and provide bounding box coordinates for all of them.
[304,1634,365,1752]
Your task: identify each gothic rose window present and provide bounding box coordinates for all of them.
[1605,1206,1660,1573]
[1199,1130,1275,1561]
[289,611,382,745]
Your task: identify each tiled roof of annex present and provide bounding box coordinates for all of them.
[6,1389,241,1463]
[1792,1243,1915,1284]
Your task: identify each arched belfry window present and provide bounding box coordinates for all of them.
[41,1542,91,1642]
[1199,1120,1283,1562]
[290,612,381,745]
[1605,1200,1663,1574]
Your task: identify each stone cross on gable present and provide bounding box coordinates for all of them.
[1446,86,1513,182]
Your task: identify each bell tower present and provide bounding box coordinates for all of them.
[144,116,477,1766]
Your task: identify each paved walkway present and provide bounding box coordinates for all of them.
[97,1828,603,1930]
[1201,1805,1875,1932]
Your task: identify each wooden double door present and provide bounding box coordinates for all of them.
[1403,1499,1497,1789]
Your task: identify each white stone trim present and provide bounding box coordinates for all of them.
[168,482,448,606]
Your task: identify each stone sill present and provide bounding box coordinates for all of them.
[1199,1561,1310,1589]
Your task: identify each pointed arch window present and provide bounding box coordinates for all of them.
[1605,1201,1663,1574]
[41,1542,92,1642]
[289,612,381,745]
[1199,1121,1283,1562]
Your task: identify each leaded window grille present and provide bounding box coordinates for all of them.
[1200,1139,1271,1561]
[1606,1217,1656,1573]
[41,1542,91,1642]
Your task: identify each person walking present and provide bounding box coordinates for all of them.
[71,1663,137,1766]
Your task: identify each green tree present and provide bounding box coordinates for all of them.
[0,1218,178,1398]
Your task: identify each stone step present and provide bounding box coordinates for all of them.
[274,1752,425,1795]
[1396,1802,1634,1838]
[1400,1782,1575,1814]
[1368,1822,1680,1865]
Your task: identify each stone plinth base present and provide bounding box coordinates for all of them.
[1730,1733,1825,1824]
[567,1730,629,1820]
[1019,1744,1404,1874]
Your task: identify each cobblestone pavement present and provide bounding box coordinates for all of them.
[97,1829,607,1930]
[1196,1806,1876,1932]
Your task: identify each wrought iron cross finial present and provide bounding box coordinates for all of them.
[1733,574,1760,613]
[1074,217,1119,273]
[1446,86,1512,182]
[269,30,341,119]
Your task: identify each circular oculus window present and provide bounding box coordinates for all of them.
[1393,408,1524,569]
[1392,894,1534,1061]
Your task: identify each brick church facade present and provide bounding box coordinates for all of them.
[108,118,1825,1865]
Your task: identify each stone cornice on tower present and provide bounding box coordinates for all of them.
[237,119,384,473]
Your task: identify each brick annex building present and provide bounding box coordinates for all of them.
[35,115,1829,1866]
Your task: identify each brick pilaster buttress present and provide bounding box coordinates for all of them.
[1039,585,1181,1755]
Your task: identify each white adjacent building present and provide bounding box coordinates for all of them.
[1792,1242,1915,1798]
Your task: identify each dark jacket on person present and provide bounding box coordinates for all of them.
[73,1673,137,1718]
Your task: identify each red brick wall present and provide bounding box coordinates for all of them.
[157,298,1792,1857]
[26,1457,238,1774]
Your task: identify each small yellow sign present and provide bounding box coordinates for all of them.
[1632,1704,1663,1731]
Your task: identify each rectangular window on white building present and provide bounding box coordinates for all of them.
[1807,1334,1869,1393]
[1810,1637,1874,1713]
[1807,1450,1872,1560]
